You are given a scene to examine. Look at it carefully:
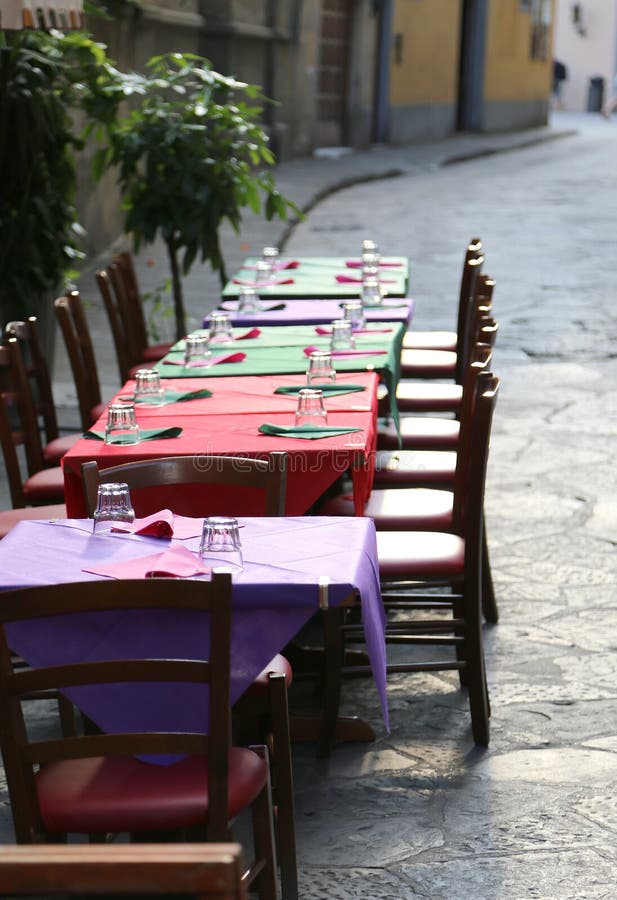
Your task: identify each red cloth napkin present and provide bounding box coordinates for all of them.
[112,511,204,540]
[345,260,403,268]
[83,545,211,579]
[235,328,261,340]
[335,275,397,284]
[303,345,387,359]
[166,352,246,367]
[314,326,392,335]
[233,278,295,287]
[245,261,300,271]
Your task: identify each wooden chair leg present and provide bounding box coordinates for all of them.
[249,746,278,900]
[481,523,499,623]
[267,673,298,900]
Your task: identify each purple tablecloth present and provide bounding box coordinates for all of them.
[0,518,387,741]
[207,297,414,328]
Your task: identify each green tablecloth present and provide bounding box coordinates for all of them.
[222,256,409,299]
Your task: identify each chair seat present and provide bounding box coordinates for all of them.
[377,530,465,579]
[37,747,268,834]
[0,504,67,539]
[90,401,109,423]
[402,330,458,351]
[128,361,156,380]
[373,450,457,487]
[141,342,174,362]
[399,348,457,379]
[22,467,66,504]
[245,653,293,694]
[396,381,463,413]
[42,434,81,465]
[321,488,454,531]
[378,416,460,451]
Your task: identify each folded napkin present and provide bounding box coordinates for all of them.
[274,384,366,396]
[83,545,210,580]
[345,260,403,268]
[163,388,213,403]
[164,352,246,368]
[314,326,393,336]
[83,426,182,443]
[303,345,387,359]
[112,510,204,540]
[234,327,261,340]
[233,278,295,287]
[258,423,363,440]
[245,260,300,270]
[335,275,396,284]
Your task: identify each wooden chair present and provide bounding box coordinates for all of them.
[0,339,66,520]
[0,843,248,898]
[96,267,143,385]
[4,318,79,465]
[111,251,174,362]
[401,237,482,351]
[81,452,297,900]
[0,576,277,900]
[53,291,108,433]
[340,372,500,747]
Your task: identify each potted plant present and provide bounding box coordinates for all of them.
[91,52,298,340]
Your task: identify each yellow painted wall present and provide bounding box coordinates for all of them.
[390,0,462,105]
[484,0,553,101]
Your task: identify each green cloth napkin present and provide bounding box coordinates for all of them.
[258,423,362,440]
[84,426,183,444]
[274,384,366,396]
[162,388,212,403]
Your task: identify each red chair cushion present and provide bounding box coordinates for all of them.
[128,361,155,379]
[22,467,65,504]
[42,434,80,465]
[377,417,460,451]
[373,450,456,487]
[321,488,454,531]
[399,348,457,378]
[377,530,465,579]
[249,653,293,691]
[90,402,109,424]
[36,748,268,834]
[141,342,174,362]
[402,330,457,351]
[396,381,462,413]
[0,505,67,539]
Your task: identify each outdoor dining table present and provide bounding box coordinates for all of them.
[222,256,409,300]
[61,372,379,518]
[0,516,387,753]
[210,296,414,328]
[154,323,403,435]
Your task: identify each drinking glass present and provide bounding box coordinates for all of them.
[104,402,140,445]
[134,369,166,406]
[93,482,135,533]
[184,334,211,366]
[360,276,383,307]
[295,388,328,426]
[237,287,261,314]
[208,311,234,344]
[342,301,366,331]
[362,251,381,273]
[262,246,279,265]
[307,350,336,385]
[199,516,243,573]
[362,239,379,256]
[254,259,273,283]
[330,319,355,350]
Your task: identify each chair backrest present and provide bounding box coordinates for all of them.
[54,291,102,432]
[95,267,135,383]
[0,574,233,844]
[0,843,248,898]
[450,342,494,531]
[0,338,47,507]
[112,250,151,359]
[5,317,60,446]
[81,452,289,518]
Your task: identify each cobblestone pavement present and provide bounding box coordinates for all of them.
[1,112,617,898]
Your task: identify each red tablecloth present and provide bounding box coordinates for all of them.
[62,374,378,518]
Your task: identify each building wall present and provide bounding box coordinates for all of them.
[553,0,617,111]
[388,0,462,143]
